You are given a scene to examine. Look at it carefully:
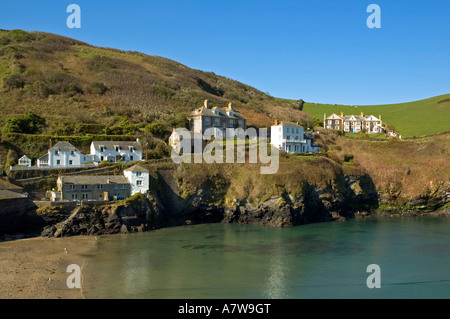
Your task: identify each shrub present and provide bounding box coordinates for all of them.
[3,111,46,134]
[343,154,354,162]
[3,74,26,89]
[90,82,108,95]
[146,122,164,137]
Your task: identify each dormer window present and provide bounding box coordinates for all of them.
[115,146,120,152]
[100,146,105,152]
[129,146,134,152]
[55,150,59,155]
[71,151,75,155]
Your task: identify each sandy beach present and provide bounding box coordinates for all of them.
[0,235,98,299]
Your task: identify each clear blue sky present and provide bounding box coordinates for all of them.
[1,0,449,105]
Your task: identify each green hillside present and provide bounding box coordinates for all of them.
[302,94,450,137]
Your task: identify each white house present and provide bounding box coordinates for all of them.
[123,164,149,196]
[270,121,319,153]
[37,141,91,168]
[90,140,143,163]
[18,155,32,167]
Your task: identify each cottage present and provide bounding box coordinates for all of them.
[123,164,150,196]
[324,112,384,134]
[270,120,319,153]
[90,140,143,164]
[56,175,131,201]
[37,141,91,168]
[18,155,32,167]
[55,165,149,202]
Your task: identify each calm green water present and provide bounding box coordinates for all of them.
[82,217,450,299]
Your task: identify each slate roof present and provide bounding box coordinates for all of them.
[124,164,148,172]
[59,175,129,185]
[49,141,79,152]
[92,141,143,151]
[191,101,246,121]
[0,179,23,191]
[0,189,26,199]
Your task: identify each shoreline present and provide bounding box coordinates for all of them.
[0,235,97,299]
[0,209,448,299]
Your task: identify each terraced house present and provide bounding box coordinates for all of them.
[323,112,384,134]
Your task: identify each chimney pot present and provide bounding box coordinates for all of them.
[204,100,209,108]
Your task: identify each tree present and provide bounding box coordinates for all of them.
[3,111,46,134]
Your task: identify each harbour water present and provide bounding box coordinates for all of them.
[82,216,450,299]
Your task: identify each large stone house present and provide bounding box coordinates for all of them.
[323,112,384,133]
[189,100,247,138]
[270,120,319,153]
[90,140,143,164]
[37,141,91,168]
[169,100,247,152]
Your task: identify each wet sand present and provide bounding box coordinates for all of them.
[0,236,97,299]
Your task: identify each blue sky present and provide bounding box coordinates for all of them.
[0,0,449,105]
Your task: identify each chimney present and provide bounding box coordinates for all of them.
[228,102,233,110]
[204,100,209,108]
[274,118,279,126]
[324,113,326,120]
[361,112,364,118]
[341,111,344,117]
[49,139,52,149]
[379,114,382,121]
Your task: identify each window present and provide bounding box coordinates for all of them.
[71,194,78,200]
[97,185,104,190]
[344,122,349,126]
[100,146,104,152]
[130,147,134,152]
[100,156,104,161]
[136,172,142,177]
[81,185,88,190]
[136,180,143,186]
[238,120,243,128]
[71,151,74,155]
[69,185,76,191]
[82,194,89,200]
[204,117,211,126]
[229,120,234,128]
[115,146,120,152]
[56,160,61,165]
[55,150,59,155]
[69,160,73,165]
[130,156,133,161]
[215,118,220,126]
[287,127,290,133]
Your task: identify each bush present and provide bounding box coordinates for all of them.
[3,111,46,134]
[3,74,26,89]
[343,154,354,162]
[90,82,108,95]
[146,122,164,137]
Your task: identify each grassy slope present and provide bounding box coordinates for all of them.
[0,29,311,131]
[302,94,450,137]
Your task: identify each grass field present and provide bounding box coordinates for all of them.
[302,94,450,137]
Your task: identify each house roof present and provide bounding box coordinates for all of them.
[50,141,79,152]
[59,175,129,185]
[0,189,27,200]
[191,101,246,121]
[124,164,148,172]
[38,153,49,161]
[19,155,31,161]
[272,121,303,128]
[0,179,23,191]
[91,141,143,151]
[325,113,343,120]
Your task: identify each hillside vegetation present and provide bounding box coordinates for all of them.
[0,29,311,133]
[302,94,450,137]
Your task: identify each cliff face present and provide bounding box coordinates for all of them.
[5,165,448,239]
[0,197,39,234]
[40,194,154,237]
